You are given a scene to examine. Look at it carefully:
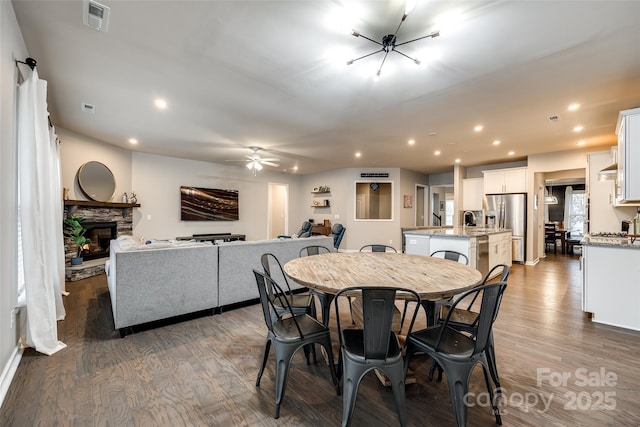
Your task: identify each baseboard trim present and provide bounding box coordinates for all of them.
[0,345,23,409]
[525,258,540,266]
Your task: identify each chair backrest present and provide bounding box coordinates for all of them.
[332,223,346,249]
[360,244,398,253]
[438,282,507,357]
[430,250,469,265]
[260,253,293,298]
[483,264,510,284]
[297,221,313,238]
[335,287,421,360]
[299,245,331,257]
[253,269,304,338]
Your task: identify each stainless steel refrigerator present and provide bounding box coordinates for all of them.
[484,193,527,263]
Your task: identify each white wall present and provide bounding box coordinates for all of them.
[58,128,132,201]
[0,0,28,405]
[131,152,303,241]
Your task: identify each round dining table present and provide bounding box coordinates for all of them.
[283,252,483,326]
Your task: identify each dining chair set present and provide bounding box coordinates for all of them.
[253,245,509,427]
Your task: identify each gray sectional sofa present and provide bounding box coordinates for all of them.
[106,235,334,334]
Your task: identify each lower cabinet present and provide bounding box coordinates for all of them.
[582,244,640,331]
[488,232,512,278]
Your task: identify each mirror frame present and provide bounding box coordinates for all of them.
[354,180,394,221]
[77,161,116,202]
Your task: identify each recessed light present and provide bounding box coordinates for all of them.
[128,138,138,144]
[455,158,461,164]
[154,98,168,110]
[577,140,586,146]
[474,125,483,132]
[492,140,501,146]
[573,125,584,132]
[568,103,580,111]
[355,152,362,158]
[408,139,416,145]
[508,151,515,156]
[293,165,299,171]
[434,150,441,155]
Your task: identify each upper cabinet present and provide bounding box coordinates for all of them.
[462,178,484,210]
[483,167,527,194]
[616,107,640,203]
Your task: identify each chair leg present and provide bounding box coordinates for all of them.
[481,361,502,425]
[399,300,410,332]
[485,333,501,391]
[383,362,408,427]
[341,358,367,427]
[439,358,473,427]
[321,337,341,395]
[273,344,297,419]
[256,339,272,386]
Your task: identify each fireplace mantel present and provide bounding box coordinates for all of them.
[64,200,140,217]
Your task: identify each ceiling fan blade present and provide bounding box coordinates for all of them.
[260,161,280,167]
[260,157,280,162]
[224,159,249,162]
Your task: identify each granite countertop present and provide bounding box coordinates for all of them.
[403,227,512,238]
[581,238,640,250]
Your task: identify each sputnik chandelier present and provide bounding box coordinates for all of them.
[347,1,439,77]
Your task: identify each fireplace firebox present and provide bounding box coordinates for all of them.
[81,221,117,261]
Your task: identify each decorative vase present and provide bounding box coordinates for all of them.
[70,257,83,265]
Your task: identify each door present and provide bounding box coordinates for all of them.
[268,183,288,239]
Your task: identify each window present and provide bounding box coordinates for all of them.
[445,193,455,226]
[569,191,586,234]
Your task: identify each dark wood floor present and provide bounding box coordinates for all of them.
[2,253,639,426]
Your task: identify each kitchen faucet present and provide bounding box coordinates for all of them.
[463,210,476,227]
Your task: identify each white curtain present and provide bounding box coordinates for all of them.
[564,186,573,231]
[17,69,66,356]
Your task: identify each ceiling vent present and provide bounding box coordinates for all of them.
[81,103,96,113]
[83,0,110,32]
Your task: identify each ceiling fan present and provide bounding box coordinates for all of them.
[226,147,280,175]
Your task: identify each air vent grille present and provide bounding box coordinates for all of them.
[82,103,96,113]
[83,0,110,32]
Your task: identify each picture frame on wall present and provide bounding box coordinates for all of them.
[403,195,413,208]
[440,201,445,211]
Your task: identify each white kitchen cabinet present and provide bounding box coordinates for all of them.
[483,167,527,194]
[488,231,512,277]
[615,107,640,203]
[582,244,640,331]
[462,178,484,210]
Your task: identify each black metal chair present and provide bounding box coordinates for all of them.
[261,252,317,324]
[359,244,398,253]
[299,246,333,326]
[335,286,421,427]
[432,264,511,388]
[399,250,469,331]
[545,223,557,254]
[253,269,340,419]
[404,282,507,427]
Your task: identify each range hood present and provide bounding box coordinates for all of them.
[597,163,617,181]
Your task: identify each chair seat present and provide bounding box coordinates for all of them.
[407,326,475,358]
[342,329,401,360]
[272,314,328,341]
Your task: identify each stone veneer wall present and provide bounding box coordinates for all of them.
[64,204,134,281]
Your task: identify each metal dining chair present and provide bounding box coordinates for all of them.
[404,282,507,427]
[299,245,333,326]
[359,244,398,253]
[253,269,340,419]
[335,286,421,427]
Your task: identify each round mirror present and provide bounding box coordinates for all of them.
[77,161,116,202]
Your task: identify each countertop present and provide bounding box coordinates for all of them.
[403,227,512,238]
[581,238,640,250]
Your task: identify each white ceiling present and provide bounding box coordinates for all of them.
[12,0,640,175]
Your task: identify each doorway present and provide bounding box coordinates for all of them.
[415,184,427,226]
[430,185,454,226]
[267,183,288,239]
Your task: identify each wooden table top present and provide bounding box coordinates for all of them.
[284,252,483,300]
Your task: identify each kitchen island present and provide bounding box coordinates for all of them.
[582,239,640,331]
[403,227,512,279]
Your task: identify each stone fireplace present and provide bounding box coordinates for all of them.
[64,200,138,281]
